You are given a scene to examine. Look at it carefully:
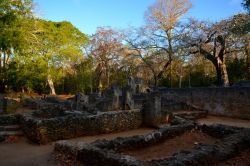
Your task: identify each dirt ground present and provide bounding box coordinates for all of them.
[15,107,36,113]
[0,137,56,166]
[198,115,250,128]
[0,128,154,166]
[121,130,217,162]
[70,128,154,143]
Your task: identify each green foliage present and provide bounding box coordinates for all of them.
[0,0,34,92]
[58,58,95,94]
[16,19,89,94]
[229,14,250,35]
[6,60,48,93]
[227,58,250,84]
[0,0,90,94]
[0,0,33,52]
[242,0,250,13]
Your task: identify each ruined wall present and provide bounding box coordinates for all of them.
[20,110,142,144]
[159,87,250,119]
[0,114,19,125]
[54,124,250,166]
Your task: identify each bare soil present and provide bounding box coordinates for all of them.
[15,106,36,113]
[198,116,250,128]
[70,128,155,143]
[0,128,154,166]
[56,95,75,100]
[0,137,56,166]
[121,130,217,162]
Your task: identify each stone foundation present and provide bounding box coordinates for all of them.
[54,124,250,166]
[0,114,19,125]
[19,109,142,144]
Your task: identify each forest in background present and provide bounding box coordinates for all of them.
[0,0,249,95]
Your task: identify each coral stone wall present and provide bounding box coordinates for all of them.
[159,87,250,119]
[20,110,142,144]
[0,114,19,125]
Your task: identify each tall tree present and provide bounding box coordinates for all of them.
[184,15,249,86]
[0,0,33,92]
[20,19,88,94]
[126,0,192,86]
[89,27,122,90]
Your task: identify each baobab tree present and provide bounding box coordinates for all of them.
[184,14,250,87]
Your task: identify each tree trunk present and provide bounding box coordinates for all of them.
[157,60,171,82]
[170,63,172,88]
[3,51,6,69]
[179,75,182,88]
[47,74,56,95]
[167,30,173,88]
[245,40,250,79]
[107,67,110,88]
[215,60,229,87]
[153,74,158,87]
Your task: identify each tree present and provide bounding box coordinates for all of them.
[184,20,229,86]
[61,58,95,94]
[242,0,250,13]
[0,0,33,92]
[227,13,250,83]
[184,15,249,86]
[20,19,88,94]
[89,27,122,90]
[127,0,192,86]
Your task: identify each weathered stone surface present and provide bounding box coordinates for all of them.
[54,124,250,166]
[158,87,250,120]
[77,144,144,166]
[142,94,162,127]
[91,123,195,151]
[55,140,144,166]
[20,109,143,144]
[54,123,195,166]
[21,96,41,109]
[75,92,89,110]
[0,94,6,113]
[0,97,21,113]
[199,124,242,138]
[0,125,21,131]
[149,128,250,166]
[0,114,19,126]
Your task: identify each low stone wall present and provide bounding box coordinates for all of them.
[54,122,195,166]
[91,122,195,151]
[0,114,19,125]
[158,87,250,119]
[19,109,142,144]
[54,124,249,166]
[150,128,250,166]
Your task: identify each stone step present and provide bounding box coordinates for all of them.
[0,114,19,126]
[0,130,23,136]
[0,125,21,131]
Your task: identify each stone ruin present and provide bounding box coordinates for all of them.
[0,78,250,165]
[55,122,250,166]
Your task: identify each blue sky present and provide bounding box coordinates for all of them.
[33,0,244,35]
